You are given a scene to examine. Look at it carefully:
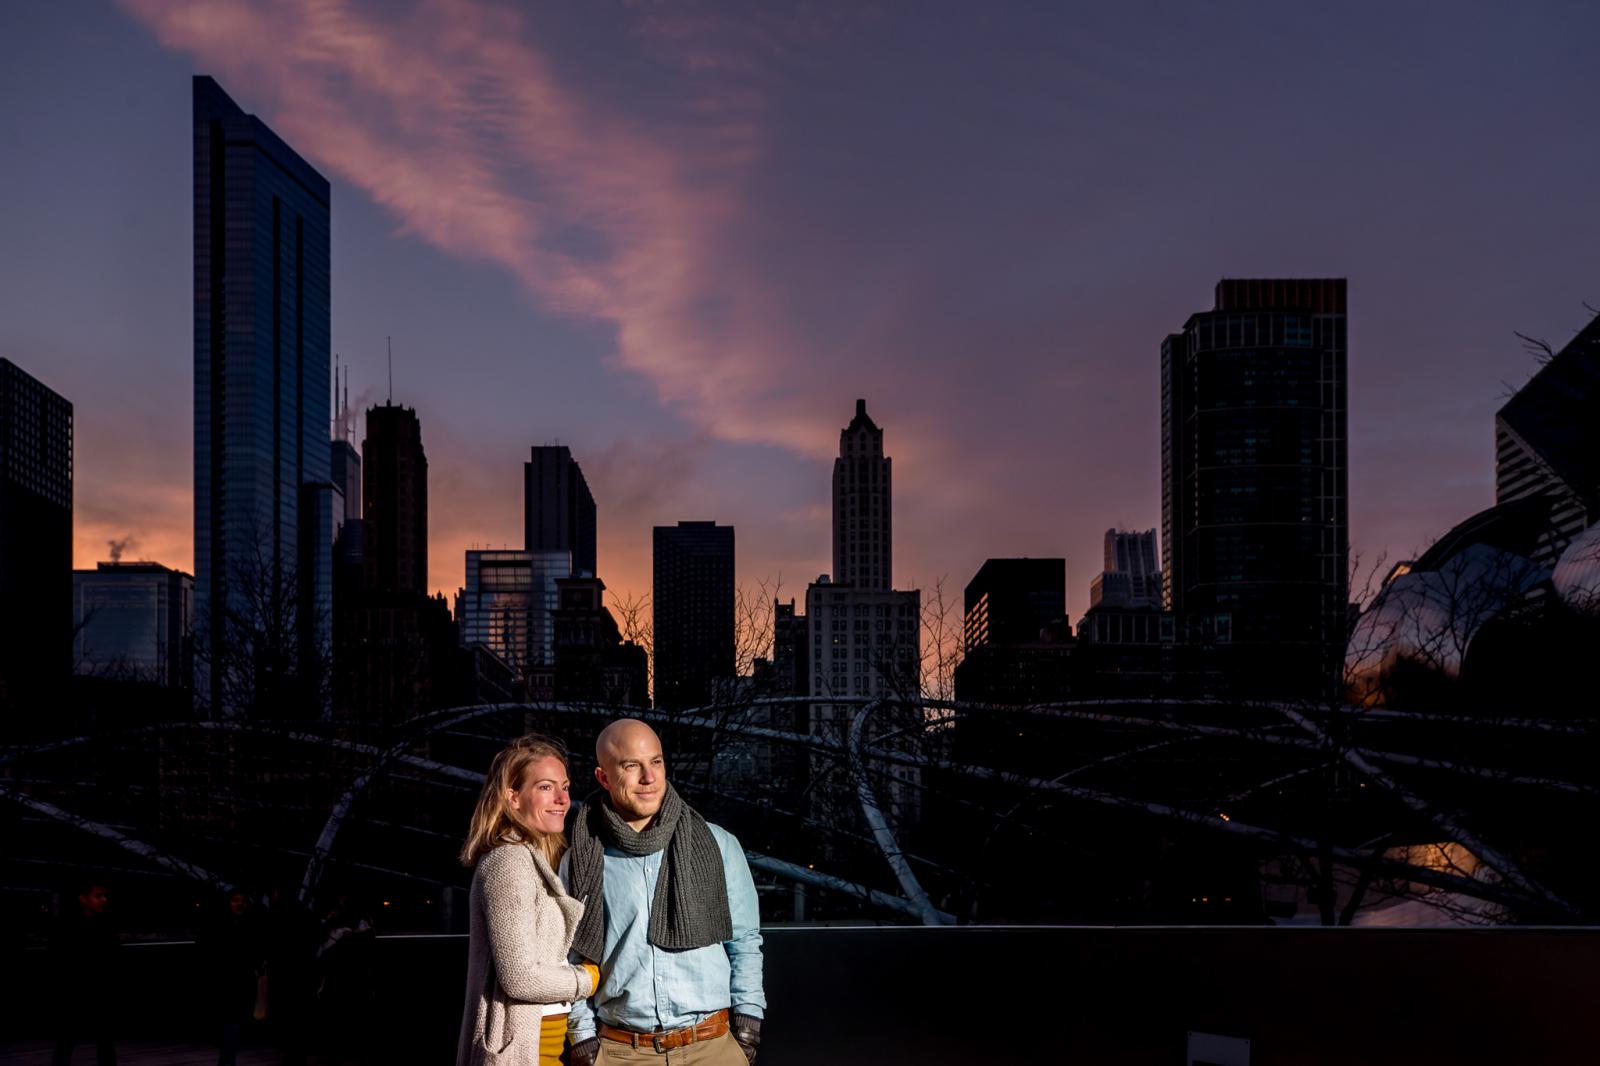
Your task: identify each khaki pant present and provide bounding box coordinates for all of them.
[594,1030,748,1066]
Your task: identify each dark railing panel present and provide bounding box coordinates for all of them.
[4,927,1594,1064]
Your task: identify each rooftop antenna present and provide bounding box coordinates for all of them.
[387,336,393,404]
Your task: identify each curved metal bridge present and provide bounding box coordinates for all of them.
[4,695,1594,926]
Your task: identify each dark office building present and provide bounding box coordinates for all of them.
[652,521,735,710]
[193,76,332,715]
[1161,279,1349,696]
[525,446,597,578]
[961,558,1066,651]
[73,562,193,688]
[342,590,466,732]
[335,402,455,728]
[363,404,428,598]
[953,559,1072,707]
[1494,310,1600,568]
[0,359,73,723]
[772,598,808,700]
[552,575,649,707]
[1090,528,1162,610]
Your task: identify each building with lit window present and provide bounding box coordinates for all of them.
[953,558,1071,706]
[456,549,570,678]
[806,401,920,828]
[962,558,1065,650]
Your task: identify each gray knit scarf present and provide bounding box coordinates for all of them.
[567,781,732,964]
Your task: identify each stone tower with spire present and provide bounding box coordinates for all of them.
[833,399,892,590]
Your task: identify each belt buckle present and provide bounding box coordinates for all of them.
[651,1032,667,1054]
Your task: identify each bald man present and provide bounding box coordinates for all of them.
[563,720,765,1065]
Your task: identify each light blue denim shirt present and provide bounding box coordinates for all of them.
[562,822,765,1042]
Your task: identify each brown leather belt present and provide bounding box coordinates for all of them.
[599,1009,729,1053]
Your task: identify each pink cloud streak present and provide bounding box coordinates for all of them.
[119,0,844,459]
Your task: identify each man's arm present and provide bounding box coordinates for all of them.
[720,830,766,1062]
[567,979,598,1042]
[566,957,600,1066]
[724,844,765,1017]
[558,851,601,1046]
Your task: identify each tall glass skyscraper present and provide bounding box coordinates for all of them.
[193,76,332,714]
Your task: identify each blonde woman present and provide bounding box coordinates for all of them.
[457,735,600,1066]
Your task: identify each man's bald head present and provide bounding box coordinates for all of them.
[594,718,666,830]
[595,718,659,764]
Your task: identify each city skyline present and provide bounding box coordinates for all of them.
[4,3,1599,625]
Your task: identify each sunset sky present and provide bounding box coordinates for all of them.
[3,1,1597,625]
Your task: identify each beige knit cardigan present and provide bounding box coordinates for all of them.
[456,842,596,1066]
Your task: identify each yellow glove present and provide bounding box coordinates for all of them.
[580,961,601,994]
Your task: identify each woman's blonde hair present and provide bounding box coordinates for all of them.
[459,734,571,869]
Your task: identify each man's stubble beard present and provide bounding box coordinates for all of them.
[611,790,661,827]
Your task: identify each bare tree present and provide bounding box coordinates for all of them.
[916,575,961,706]
[1513,330,1555,367]
[608,576,785,702]
[734,575,783,677]
[609,587,653,693]
[1270,537,1584,924]
[194,530,331,721]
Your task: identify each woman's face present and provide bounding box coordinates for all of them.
[508,754,571,835]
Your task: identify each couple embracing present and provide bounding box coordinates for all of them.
[456,719,766,1066]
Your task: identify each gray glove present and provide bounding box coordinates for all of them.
[568,1037,600,1066]
[730,1013,762,1064]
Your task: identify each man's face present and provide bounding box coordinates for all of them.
[79,885,108,916]
[596,724,666,827]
